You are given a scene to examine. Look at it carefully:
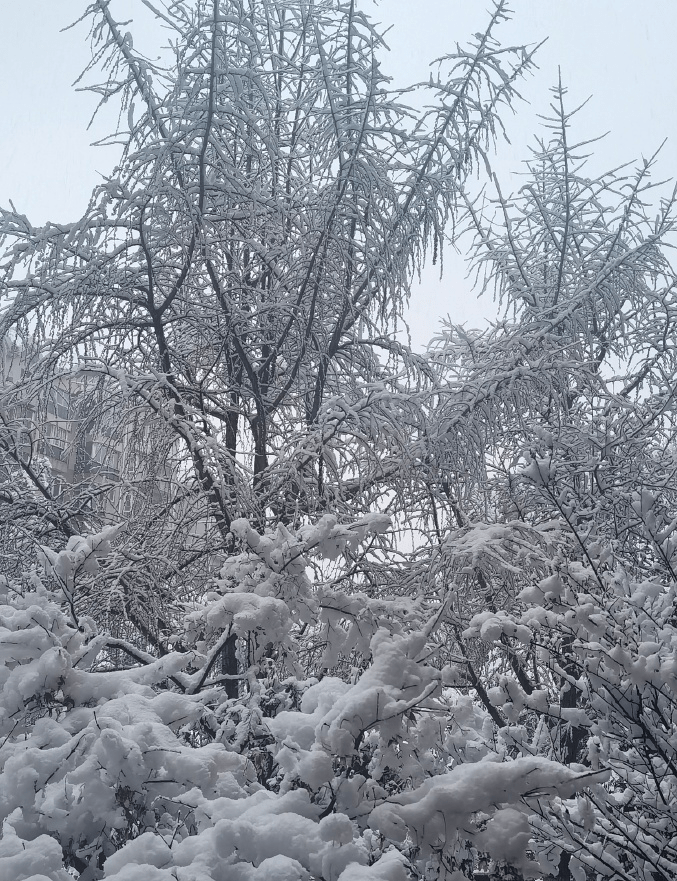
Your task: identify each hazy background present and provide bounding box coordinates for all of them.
[2,1,676,345]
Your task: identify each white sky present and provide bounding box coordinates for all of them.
[2,1,676,346]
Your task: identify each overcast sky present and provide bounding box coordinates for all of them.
[2,1,676,345]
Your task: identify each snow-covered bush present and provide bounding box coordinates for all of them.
[455,498,677,880]
[0,519,605,880]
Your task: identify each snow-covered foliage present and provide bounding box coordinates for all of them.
[3,3,677,881]
[0,523,603,880]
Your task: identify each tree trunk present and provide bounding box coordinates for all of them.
[221,633,238,700]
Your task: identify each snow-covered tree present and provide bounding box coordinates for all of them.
[3,4,677,881]
[1,3,573,879]
[421,83,677,880]
[0,0,531,642]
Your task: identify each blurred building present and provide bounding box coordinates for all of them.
[0,341,125,515]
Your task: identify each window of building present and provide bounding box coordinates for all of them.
[45,423,69,461]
